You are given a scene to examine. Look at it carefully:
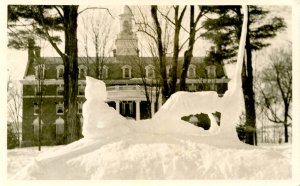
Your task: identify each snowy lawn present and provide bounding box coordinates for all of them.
[7,141,291,180]
[7,145,65,179]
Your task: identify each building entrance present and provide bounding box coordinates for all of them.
[120,101,135,119]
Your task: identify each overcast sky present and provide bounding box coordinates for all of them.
[6,5,292,83]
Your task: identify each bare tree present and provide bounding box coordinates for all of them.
[7,80,22,147]
[79,11,113,79]
[180,6,210,90]
[256,45,292,143]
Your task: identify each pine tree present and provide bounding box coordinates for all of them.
[8,5,81,143]
[201,6,286,145]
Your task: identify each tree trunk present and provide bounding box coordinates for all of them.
[170,6,186,94]
[180,6,196,91]
[151,6,169,101]
[170,7,180,94]
[242,7,257,145]
[283,102,289,143]
[63,6,80,144]
[95,40,100,79]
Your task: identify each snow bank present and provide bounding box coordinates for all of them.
[12,136,291,180]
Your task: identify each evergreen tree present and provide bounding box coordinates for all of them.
[8,5,81,143]
[201,6,286,145]
[7,124,19,149]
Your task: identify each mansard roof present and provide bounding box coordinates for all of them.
[38,56,205,65]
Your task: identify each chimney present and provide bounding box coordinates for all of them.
[35,46,41,58]
[28,38,35,64]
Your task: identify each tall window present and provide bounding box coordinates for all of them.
[188,64,196,78]
[57,85,64,96]
[206,65,216,79]
[122,65,132,78]
[56,65,64,79]
[33,117,43,138]
[56,102,64,115]
[121,101,133,115]
[33,104,39,115]
[78,102,83,114]
[78,85,85,96]
[35,87,42,96]
[55,117,64,136]
[145,65,155,78]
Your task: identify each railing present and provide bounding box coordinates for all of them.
[107,85,141,91]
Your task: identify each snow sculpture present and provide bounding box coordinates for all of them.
[82,77,131,138]
[152,5,248,142]
[81,6,248,143]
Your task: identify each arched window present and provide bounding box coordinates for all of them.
[56,65,64,79]
[55,116,64,135]
[122,65,132,78]
[56,102,64,115]
[145,65,155,78]
[188,64,196,78]
[123,20,130,33]
[33,117,44,139]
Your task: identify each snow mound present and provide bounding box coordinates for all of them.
[13,136,291,179]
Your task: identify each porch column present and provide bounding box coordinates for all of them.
[136,100,140,120]
[115,101,120,114]
[158,94,163,110]
[151,101,155,118]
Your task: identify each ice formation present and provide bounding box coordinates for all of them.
[11,6,291,180]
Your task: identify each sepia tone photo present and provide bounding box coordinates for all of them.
[4,2,297,183]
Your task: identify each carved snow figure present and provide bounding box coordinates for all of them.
[82,76,131,138]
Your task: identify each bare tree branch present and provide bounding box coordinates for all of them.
[78,7,114,18]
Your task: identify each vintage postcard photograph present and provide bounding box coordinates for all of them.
[2,0,299,185]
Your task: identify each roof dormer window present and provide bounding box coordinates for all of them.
[101,65,109,79]
[188,64,196,78]
[122,65,132,78]
[206,65,216,79]
[56,65,64,79]
[78,65,87,79]
[145,65,155,78]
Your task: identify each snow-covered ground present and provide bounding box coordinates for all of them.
[7,141,291,180]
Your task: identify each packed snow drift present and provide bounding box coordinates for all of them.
[11,6,291,179]
[12,76,291,180]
